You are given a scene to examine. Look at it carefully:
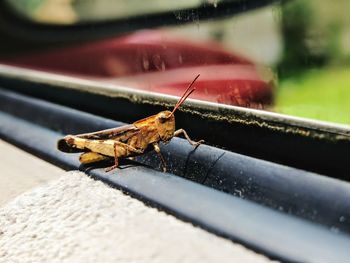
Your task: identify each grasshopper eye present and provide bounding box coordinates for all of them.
[159,117,166,123]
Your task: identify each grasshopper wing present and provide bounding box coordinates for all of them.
[57,124,140,153]
[75,124,139,140]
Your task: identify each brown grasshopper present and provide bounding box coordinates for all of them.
[57,74,203,172]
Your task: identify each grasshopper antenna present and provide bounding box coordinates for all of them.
[171,74,200,116]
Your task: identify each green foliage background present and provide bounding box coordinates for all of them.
[275,0,350,124]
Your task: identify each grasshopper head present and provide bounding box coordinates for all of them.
[155,110,175,142]
[155,74,200,142]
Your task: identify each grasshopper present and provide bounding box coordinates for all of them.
[57,74,203,172]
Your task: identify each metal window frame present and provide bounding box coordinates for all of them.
[0,65,349,180]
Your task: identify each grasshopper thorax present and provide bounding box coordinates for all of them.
[155,110,175,142]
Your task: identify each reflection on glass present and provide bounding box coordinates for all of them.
[7,0,201,24]
[4,0,350,124]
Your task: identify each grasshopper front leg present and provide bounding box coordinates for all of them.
[153,143,167,172]
[174,129,204,147]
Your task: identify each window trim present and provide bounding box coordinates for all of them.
[0,64,349,179]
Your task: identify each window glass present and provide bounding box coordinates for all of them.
[5,0,350,124]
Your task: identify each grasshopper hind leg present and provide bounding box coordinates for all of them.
[106,141,144,173]
[105,158,119,172]
[105,141,122,172]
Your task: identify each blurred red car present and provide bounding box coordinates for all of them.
[2,30,274,108]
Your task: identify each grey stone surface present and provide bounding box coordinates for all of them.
[0,139,63,206]
[0,171,276,263]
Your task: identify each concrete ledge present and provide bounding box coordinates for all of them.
[0,139,62,207]
[0,171,274,263]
